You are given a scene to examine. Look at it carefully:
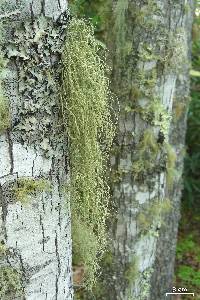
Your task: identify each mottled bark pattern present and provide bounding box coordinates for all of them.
[0,1,73,299]
[100,1,194,300]
[150,1,194,299]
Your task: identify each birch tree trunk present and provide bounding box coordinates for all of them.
[0,1,73,299]
[96,1,194,299]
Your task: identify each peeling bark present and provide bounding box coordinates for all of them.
[0,1,73,299]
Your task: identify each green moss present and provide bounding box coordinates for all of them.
[142,100,171,139]
[0,242,7,258]
[137,198,172,234]
[0,94,10,133]
[61,18,115,289]
[0,51,10,133]
[139,129,159,154]
[132,130,160,179]
[0,240,23,299]
[177,265,200,287]
[137,212,152,233]
[14,178,51,203]
[0,266,23,299]
[165,143,177,188]
[124,257,139,286]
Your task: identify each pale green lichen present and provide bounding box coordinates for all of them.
[139,267,154,300]
[0,266,23,299]
[132,129,160,179]
[5,16,67,158]
[61,18,115,289]
[14,178,51,203]
[0,242,7,258]
[0,239,23,299]
[142,100,172,139]
[162,29,188,73]
[127,267,154,300]
[137,198,172,234]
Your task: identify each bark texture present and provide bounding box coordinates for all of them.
[150,1,194,299]
[0,1,73,299]
[95,1,193,300]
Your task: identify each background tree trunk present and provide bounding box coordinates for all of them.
[95,1,194,299]
[0,1,73,299]
[150,1,194,298]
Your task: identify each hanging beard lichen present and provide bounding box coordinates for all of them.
[61,18,115,289]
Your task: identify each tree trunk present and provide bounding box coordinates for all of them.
[0,1,73,299]
[150,1,194,298]
[96,1,194,299]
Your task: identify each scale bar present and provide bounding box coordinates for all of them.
[166,293,194,296]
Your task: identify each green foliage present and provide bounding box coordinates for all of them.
[0,266,23,299]
[69,0,111,32]
[177,265,200,287]
[14,178,51,203]
[70,0,100,27]
[176,234,199,261]
[183,12,200,207]
[190,69,200,77]
[61,18,114,289]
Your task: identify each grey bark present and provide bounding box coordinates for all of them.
[0,1,73,299]
[96,1,193,300]
[150,1,194,299]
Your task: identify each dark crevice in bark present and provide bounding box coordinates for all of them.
[58,0,62,9]
[40,214,45,252]
[55,231,60,300]
[55,232,61,275]
[30,1,34,22]
[32,155,35,177]
[41,0,46,16]
[6,129,14,174]
[0,184,8,240]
